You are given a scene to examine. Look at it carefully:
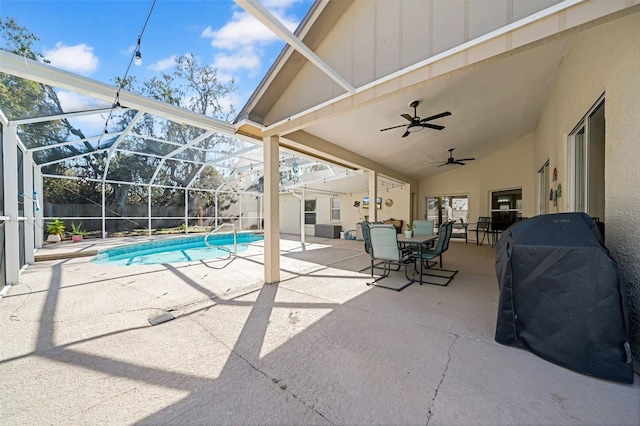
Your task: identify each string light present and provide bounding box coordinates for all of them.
[96,0,156,147]
[134,37,143,66]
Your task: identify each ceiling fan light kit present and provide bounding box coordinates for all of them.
[379,99,451,137]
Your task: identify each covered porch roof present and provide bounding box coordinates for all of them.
[236,0,637,182]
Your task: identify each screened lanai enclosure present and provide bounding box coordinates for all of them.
[5,73,352,237]
[1,49,402,289]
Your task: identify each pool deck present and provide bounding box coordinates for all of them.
[1,234,639,425]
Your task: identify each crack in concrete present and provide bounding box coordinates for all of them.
[426,333,459,425]
[190,316,335,425]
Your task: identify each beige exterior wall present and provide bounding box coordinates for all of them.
[265,0,561,125]
[419,134,535,226]
[280,185,410,236]
[533,11,640,356]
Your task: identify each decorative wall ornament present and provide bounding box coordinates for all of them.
[553,167,558,181]
[385,199,393,207]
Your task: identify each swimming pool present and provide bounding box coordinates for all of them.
[92,232,264,266]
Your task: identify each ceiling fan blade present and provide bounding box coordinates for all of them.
[380,124,409,132]
[420,111,452,122]
[453,161,466,165]
[401,130,410,138]
[456,157,475,162]
[422,123,445,130]
[437,162,447,167]
[401,114,413,122]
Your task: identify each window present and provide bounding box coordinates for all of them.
[304,199,316,225]
[362,196,382,209]
[331,197,340,221]
[538,161,549,215]
[425,195,468,227]
[490,188,522,226]
[568,96,605,219]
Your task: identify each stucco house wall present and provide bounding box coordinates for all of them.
[533,11,640,357]
[280,185,410,237]
[419,134,535,225]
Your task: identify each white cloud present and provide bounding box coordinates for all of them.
[201,7,299,50]
[43,42,99,75]
[213,46,261,73]
[216,72,236,84]
[263,0,303,9]
[56,91,111,136]
[150,55,177,72]
[202,12,274,50]
[57,91,110,111]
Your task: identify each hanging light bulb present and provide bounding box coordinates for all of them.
[134,50,142,66]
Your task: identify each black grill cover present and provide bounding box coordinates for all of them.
[495,213,633,383]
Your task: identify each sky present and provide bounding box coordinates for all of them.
[1,0,314,118]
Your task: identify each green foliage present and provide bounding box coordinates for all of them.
[70,222,86,236]
[46,218,65,236]
[2,19,244,228]
[406,223,416,231]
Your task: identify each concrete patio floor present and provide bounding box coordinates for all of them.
[1,234,638,425]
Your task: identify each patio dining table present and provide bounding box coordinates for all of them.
[397,233,438,285]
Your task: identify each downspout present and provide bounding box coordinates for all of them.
[289,190,305,244]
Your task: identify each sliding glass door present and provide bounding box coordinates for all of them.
[425,195,469,228]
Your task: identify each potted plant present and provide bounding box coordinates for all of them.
[405,223,415,238]
[70,222,87,242]
[46,218,66,242]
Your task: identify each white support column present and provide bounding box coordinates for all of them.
[263,135,280,284]
[215,190,219,229]
[23,151,35,264]
[3,123,20,285]
[368,170,378,222]
[184,189,189,234]
[289,190,305,244]
[147,185,152,236]
[239,194,243,231]
[300,189,306,244]
[34,167,43,248]
[101,182,106,238]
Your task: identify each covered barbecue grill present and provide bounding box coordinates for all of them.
[495,213,633,383]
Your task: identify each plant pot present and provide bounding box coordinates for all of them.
[72,235,83,242]
[47,234,61,243]
[404,231,413,238]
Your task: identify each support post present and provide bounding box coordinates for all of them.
[3,123,20,285]
[368,170,378,222]
[263,135,280,284]
[184,189,189,234]
[34,167,43,248]
[101,182,106,238]
[23,151,35,264]
[147,185,152,236]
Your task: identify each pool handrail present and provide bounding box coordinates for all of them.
[204,223,237,256]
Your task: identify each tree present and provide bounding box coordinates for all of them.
[110,54,240,225]
[1,19,242,232]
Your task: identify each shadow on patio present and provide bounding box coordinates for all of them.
[0,236,638,425]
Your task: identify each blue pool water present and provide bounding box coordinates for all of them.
[92,233,264,266]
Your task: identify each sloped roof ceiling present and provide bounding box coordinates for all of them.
[238,1,638,183]
[300,38,567,179]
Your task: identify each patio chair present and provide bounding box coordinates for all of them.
[473,216,491,245]
[451,218,468,243]
[413,221,458,286]
[413,220,435,235]
[358,222,397,273]
[366,224,416,291]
